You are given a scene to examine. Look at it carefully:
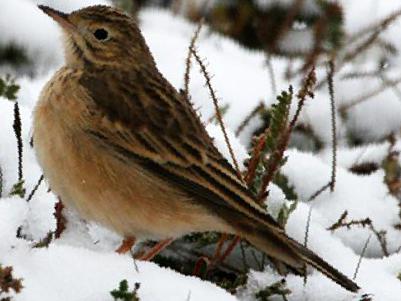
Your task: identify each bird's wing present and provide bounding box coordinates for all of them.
[79,69,283,231]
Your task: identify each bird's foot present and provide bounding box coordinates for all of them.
[116,236,136,254]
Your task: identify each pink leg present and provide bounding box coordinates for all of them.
[116,237,136,254]
[138,238,174,261]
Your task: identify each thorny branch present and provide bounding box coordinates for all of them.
[328,210,389,256]
[190,46,243,180]
[235,102,265,137]
[183,18,204,102]
[327,59,337,192]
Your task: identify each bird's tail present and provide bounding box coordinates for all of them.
[242,220,360,293]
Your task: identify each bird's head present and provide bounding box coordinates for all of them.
[38,5,155,70]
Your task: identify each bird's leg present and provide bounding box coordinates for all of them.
[193,234,236,276]
[137,238,174,261]
[212,233,229,261]
[116,236,137,254]
[193,256,210,276]
[214,236,241,264]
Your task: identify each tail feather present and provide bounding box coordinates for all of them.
[288,237,360,292]
[244,223,360,293]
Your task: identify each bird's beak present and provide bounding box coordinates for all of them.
[38,5,76,32]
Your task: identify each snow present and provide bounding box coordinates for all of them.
[2,0,401,300]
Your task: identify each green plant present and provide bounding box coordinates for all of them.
[0,75,20,101]
[110,280,140,301]
[255,279,291,301]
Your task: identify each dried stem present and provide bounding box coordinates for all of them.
[369,223,389,257]
[235,102,265,137]
[304,206,313,247]
[25,174,44,203]
[353,234,372,280]
[340,10,401,69]
[266,54,277,97]
[327,59,337,192]
[327,211,389,256]
[190,47,242,179]
[379,73,401,103]
[316,9,401,89]
[307,181,331,202]
[13,101,23,182]
[327,211,371,231]
[183,18,204,101]
[289,66,316,131]
[341,76,401,111]
[347,8,401,46]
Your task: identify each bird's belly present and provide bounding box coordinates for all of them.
[33,104,227,239]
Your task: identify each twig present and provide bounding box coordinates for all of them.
[289,66,316,130]
[347,8,401,46]
[353,234,372,280]
[235,102,265,137]
[327,211,371,231]
[369,223,389,256]
[183,18,204,102]
[342,21,391,65]
[380,73,401,103]
[327,210,348,231]
[327,211,389,256]
[25,174,44,202]
[302,205,313,288]
[13,101,23,182]
[327,59,337,192]
[306,181,331,202]
[341,76,401,110]
[340,70,382,81]
[266,54,277,97]
[304,206,313,247]
[190,47,242,179]
[316,8,401,89]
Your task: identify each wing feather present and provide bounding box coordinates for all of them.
[80,69,283,231]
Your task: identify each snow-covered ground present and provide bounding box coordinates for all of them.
[2,0,401,300]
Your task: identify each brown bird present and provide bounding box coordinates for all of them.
[34,4,359,292]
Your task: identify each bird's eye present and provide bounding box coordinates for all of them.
[94,28,109,41]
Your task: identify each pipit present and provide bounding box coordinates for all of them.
[34,5,359,292]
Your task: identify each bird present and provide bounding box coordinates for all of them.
[34,4,359,292]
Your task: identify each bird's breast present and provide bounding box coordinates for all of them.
[33,69,231,239]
